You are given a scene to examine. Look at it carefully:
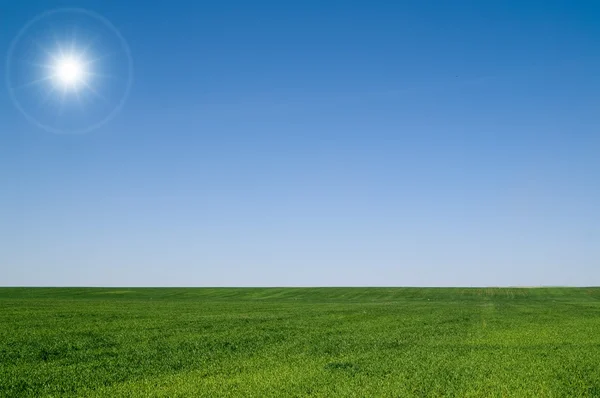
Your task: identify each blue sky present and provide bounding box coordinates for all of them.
[1,0,599,286]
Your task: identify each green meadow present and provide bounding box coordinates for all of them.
[1,287,599,397]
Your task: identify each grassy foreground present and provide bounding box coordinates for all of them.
[1,287,599,397]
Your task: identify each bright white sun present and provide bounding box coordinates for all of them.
[51,54,88,90]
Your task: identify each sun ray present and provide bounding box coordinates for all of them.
[74,86,85,112]
[81,81,108,103]
[11,75,55,91]
[32,40,59,61]
[69,26,77,53]
[50,27,65,58]
[16,59,55,70]
[83,51,116,66]
[80,35,101,58]
[87,71,117,80]
[37,84,59,108]
[57,86,68,116]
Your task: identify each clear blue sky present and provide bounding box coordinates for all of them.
[1,0,599,286]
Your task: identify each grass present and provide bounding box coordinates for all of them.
[1,287,600,397]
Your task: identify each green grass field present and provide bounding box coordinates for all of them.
[1,287,599,397]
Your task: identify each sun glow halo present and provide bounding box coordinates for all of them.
[51,53,88,91]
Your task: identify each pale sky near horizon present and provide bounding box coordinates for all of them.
[1,0,599,286]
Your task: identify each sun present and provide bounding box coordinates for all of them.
[51,53,89,91]
[6,8,134,134]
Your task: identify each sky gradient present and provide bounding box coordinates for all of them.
[1,0,599,286]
